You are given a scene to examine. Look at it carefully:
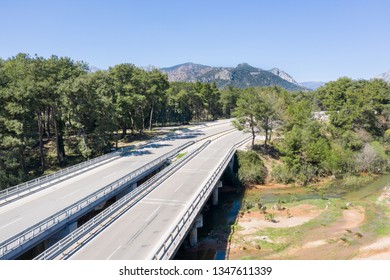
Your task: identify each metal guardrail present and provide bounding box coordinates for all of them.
[151,136,251,260]
[34,140,211,260]
[0,141,194,260]
[0,148,127,204]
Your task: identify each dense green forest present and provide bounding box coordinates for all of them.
[1,53,389,190]
[0,54,239,189]
[234,78,390,187]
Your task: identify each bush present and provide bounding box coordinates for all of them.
[272,163,295,184]
[340,175,374,191]
[355,142,389,173]
[236,150,266,185]
[322,143,356,176]
[384,129,390,143]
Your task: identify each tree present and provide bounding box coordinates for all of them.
[43,55,87,164]
[233,87,285,148]
[145,69,169,130]
[0,54,36,187]
[220,85,240,118]
[232,88,261,148]
[109,63,139,136]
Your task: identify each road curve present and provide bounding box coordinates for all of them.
[67,130,249,259]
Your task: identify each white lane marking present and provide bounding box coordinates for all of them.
[58,189,80,200]
[178,169,210,173]
[0,217,22,230]
[143,198,181,203]
[174,183,184,193]
[141,201,185,206]
[106,245,122,260]
[146,206,161,222]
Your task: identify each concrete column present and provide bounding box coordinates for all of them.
[189,226,198,247]
[189,214,203,247]
[45,221,77,248]
[229,156,235,172]
[212,180,223,206]
[212,188,219,206]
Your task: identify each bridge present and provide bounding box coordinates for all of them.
[0,120,250,260]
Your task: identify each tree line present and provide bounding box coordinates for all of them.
[0,54,240,189]
[234,77,390,186]
[2,53,389,190]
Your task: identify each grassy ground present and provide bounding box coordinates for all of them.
[228,174,390,260]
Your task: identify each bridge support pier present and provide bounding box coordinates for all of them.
[228,156,235,172]
[212,180,223,206]
[44,221,77,248]
[189,214,203,247]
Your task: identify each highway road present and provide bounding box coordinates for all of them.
[67,129,249,259]
[0,120,234,248]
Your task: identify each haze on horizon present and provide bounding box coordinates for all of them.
[1,0,389,82]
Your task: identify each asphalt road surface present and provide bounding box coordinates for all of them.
[68,129,249,259]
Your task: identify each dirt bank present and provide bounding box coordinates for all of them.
[227,183,390,260]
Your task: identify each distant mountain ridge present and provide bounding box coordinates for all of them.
[299,81,326,90]
[160,62,307,91]
[375,70,390,83]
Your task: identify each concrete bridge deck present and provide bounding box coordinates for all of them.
[65,130,249,259]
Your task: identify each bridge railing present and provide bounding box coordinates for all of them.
[0,141,194,260]
[151,136,251,260]
[0,146,131,204]
[34,140,211,260]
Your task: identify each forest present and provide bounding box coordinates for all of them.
[0,54,237,189]
[234,78,390,188]
[1,53,389,190]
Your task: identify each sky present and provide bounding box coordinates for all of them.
[1,0,390,82]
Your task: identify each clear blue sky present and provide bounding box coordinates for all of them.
[1,0,389,82]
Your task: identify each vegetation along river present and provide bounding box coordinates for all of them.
[174,174,390,260]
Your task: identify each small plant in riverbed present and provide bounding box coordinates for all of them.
[259,205,267,214]
[265,213,277,223]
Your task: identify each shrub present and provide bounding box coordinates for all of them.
[236,150,266,185]
[355,142,389,173]
[384,129,390,143]
[272,163,295,184]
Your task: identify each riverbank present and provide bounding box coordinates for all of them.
[227,175,390,260]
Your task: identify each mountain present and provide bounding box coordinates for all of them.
[88,66,101,73]
[269,68,299,85]
[140,65,159,72]
[160,62,306,91]
[299,81,326,90]
[374,70,390,83]
[161,63,215,82]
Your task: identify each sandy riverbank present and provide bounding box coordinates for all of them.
[227,183,390,260]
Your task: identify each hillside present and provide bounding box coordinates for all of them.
[161,62,307,91]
